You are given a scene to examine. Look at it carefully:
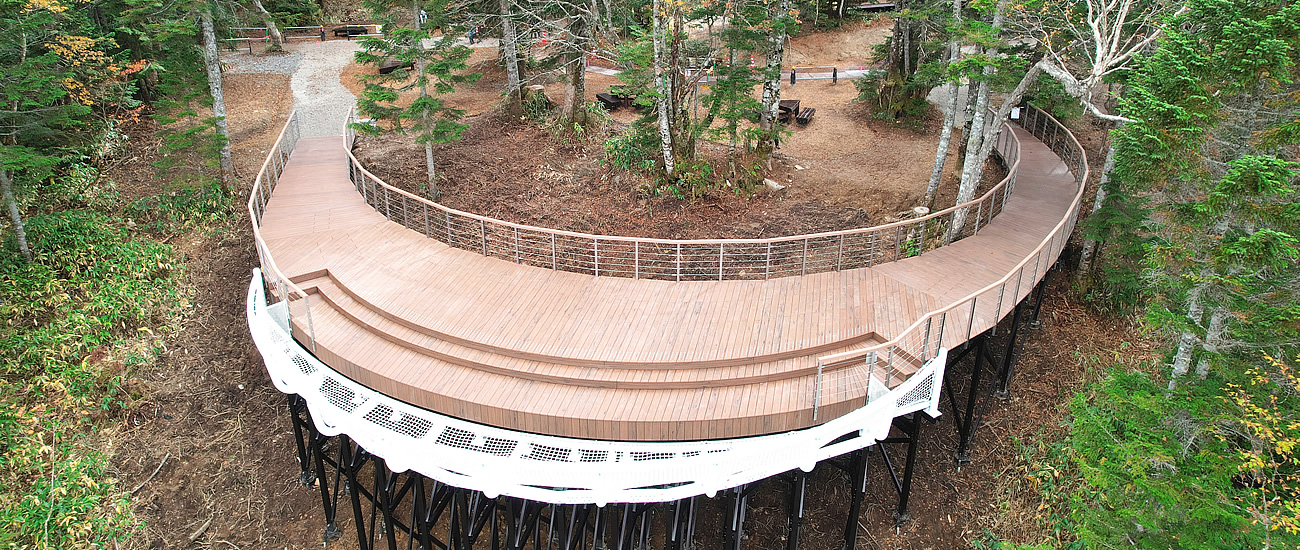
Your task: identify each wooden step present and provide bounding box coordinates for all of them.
[292,276,884,391]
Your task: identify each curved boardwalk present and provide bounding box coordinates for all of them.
[255,114,1080,441]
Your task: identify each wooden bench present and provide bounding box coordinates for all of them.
[595,92,621,111]
[333,26,367,37]
[778,99,801,123]
[796,107,816,125]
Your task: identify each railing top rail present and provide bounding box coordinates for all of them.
[342,108,1022,248]
[248,110,307,299]
[818,107,1089,366]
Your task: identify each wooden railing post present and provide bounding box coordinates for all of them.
[765,242,772,280]
[676,243,682,281]
[836,234,844,271]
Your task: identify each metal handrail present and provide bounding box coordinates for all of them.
[812,106,1089,418]
[341,107,1024,281]
[248,104,1085,427]
[247,110,316,350]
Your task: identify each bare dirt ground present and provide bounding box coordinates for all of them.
[345,16,970,235]
[104,27,1117,550]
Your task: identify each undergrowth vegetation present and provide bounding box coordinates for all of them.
[978,347,1300,549]
[0,176,230,548]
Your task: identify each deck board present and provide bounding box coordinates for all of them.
[256,125,1077,440]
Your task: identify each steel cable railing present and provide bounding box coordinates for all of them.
[247,111,318,351]
[813,107,1088,419]
[253,106,1081,427]
[341,107,1023,282]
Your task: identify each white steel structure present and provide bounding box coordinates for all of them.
[249,269,944,505]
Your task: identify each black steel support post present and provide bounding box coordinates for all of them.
[894,413,924,525]
[725,484,750,550]
[666,496,696,550]
[1028,270,1049,330]
[786,470,807,550]
[288,395,312,485]
[994,299,1026,399]
[954,333,987,462]
[841,448,869,550]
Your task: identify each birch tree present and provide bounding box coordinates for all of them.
[249,0,285,51]
[923,0,962,207]
[945,0,1175,239]
[756,0,791,154]
[498,0,523,113]
[199,6,235,190]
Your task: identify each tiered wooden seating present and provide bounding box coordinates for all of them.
[256,124,1077,440]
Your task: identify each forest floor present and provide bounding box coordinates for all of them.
[340,17,984,232]
[104,22,1127,549]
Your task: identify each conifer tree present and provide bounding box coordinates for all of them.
[354,0,480,198]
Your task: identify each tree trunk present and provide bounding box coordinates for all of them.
[1,169,31,262]
[1170,284,1205,384]
[1077,133,1117,277]
[413,0,438,196]
[200,8,235,191]
[948,58,1042,240]
[924,0,963,207]
[653,0,676,179]
[250,0,284,51]
[757,0,789,156]
[1194,307,1228,379]
[562,16,588,126]
[498,0,523,114]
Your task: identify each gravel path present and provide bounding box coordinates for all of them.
[289,40,362,137]
[222,48,301,75]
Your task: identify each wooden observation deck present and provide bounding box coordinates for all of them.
[250,108,1086,441]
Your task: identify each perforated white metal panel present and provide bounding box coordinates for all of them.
[247,269,945,505]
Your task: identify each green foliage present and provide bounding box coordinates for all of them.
[1024,73,1081,122]
[1086,0,1300,339]
[602,126,659,173]
[261,0,320,26]
[1064,362,1300,549]
[1224,354,1300,536]
[0,207,195,547]
[124,182,234,236]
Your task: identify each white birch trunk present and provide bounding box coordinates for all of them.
[1170,285,1206,382]
[653,0,676,179]
[1077,135,1118,277]
[1,169,30,262]
[250,0,284,50]
[499,0,523,114]
[1194,307,1228,379]
[200,8,235,190]
[924,0,963,207]
[758,0,789,154]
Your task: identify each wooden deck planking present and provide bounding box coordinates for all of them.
[257,125,1078,440]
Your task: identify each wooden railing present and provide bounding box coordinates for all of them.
[259,106,1083,426]
[342,107,1023,281]
[247,111,318,350]
[812,107,1089,419]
